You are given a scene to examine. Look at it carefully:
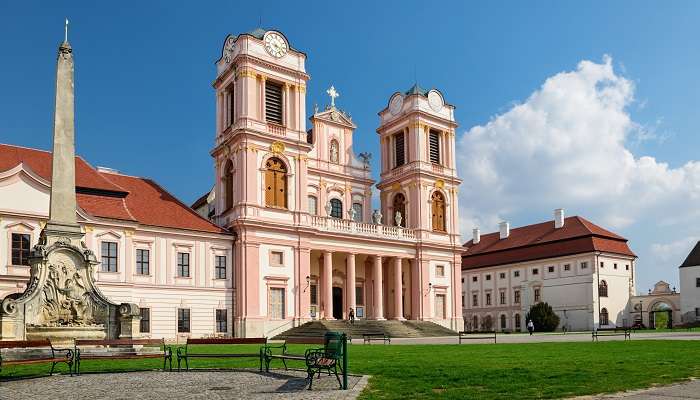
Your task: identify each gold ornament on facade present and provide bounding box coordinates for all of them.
[391,182,401,192]
[270,141,285,154]
[435,179,445,189]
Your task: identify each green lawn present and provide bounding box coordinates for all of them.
[2,341,699,399]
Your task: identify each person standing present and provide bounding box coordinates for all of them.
[349,308,355,325]
[527,319,535,336]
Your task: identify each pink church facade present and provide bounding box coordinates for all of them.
[210,29,463,337]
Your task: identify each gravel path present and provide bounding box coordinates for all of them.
[572,379,700,399]
[0,369,368,400]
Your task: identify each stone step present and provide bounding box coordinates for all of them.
[273,320,457,340]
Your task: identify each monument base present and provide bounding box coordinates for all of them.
[26,325,106,346]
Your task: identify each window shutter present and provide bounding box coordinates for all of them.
[265,168,275,206]
[394,133,405,167]
[265,81,283,125]
[275,169,286,207]
[429,130,440,164]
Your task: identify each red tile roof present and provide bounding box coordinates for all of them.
[1,143,227,234]
[462,216,635,270]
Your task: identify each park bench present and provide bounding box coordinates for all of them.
[362,332,390,344]
[0,339,73,376]
[74,338,172,375]
[176,337,267,371]
[591,327,631,342]
[261,336,325,372]
[458,330,497,344]
[304,332,347,390]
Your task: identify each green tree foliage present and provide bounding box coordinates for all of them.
[525,302,560,332]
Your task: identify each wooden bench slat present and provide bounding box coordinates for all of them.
[186,338,266,345]
[0,339,52,349]
[283,337,325,345]
[185,353,260,357]
[75,339,164,346]
[3,358,68,365]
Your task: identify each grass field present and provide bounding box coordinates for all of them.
[2,340,700,399]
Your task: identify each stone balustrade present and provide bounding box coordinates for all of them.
[310,215,416,241]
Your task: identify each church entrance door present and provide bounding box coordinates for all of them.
[332,287,343,320]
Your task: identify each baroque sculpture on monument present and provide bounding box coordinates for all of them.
[0,25,140,344]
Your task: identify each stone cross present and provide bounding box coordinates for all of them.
[326,85,339,107]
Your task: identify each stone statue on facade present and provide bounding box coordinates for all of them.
[395,211,403,227]
[348,207,357,221]
[372,209,383,225]
[358,152,372,169]
[325,201,332,216]
[330,140,339,163]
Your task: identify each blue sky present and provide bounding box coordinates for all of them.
[2,1,700,291]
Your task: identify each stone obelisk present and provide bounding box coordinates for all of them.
[44,20,83,241]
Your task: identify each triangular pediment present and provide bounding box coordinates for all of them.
[312,107,356,129]
[4,221,37,232]
[95,230,122,240]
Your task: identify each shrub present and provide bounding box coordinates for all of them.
[525,302,560,332]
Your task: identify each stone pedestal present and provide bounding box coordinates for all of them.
[118,303,142,339]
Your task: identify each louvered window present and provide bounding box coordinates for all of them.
[227,85,235,127]
[429,130,440,164]
[265,81,283,125]
[394,133,405,167]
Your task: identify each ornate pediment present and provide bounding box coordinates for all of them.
[312,107,356,129]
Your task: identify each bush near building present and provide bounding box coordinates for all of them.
[526,302,560,332]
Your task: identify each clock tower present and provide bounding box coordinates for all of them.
[376,84,461,244]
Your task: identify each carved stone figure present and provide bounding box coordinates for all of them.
[330,140,339,163]
[358,152,372,169]
[325,202,332,216]
[395,211,403,227]
[348,207,357,221]
[372,209,383,225]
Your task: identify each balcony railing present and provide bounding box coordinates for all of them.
[267,123,286,136]
[310,215,416,241]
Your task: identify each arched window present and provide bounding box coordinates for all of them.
[264,157,287,208]
[500,314,507,330]
[598,280,608,297]
[392,193,406,227]
[600,308,609,326]
[483,315,493,331]
[431,191,446,231]
[514,314,521,330]
[472,315,478,332]
[224,160,234,210]
[329,198,343,219]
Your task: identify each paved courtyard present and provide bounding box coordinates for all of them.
[0,370,368,400]
[574,379,700,399]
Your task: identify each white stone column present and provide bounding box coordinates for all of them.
[322,251,333,319]
[394,257,404,320]
[373,256,384,320]
[347,253,356,315]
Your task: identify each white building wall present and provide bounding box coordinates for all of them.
[680,265,700,320]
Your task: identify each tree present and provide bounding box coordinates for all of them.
[525,302,560,332]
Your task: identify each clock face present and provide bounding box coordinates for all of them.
[389,93,403,115]
[428,90,444,112]
[223,36,235,63]
[263,31,288,58]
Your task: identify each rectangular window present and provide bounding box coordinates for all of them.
[532,268,539,275]
[101,242,118,272]
[11,233,31,266]
[472,294,478,307]
[696,278,700,288]
[499,291,506,305]
[177,252,190,277]
[514,290,521,304]
[177,308,190,333]
[215,255,226,279]
[429,130,440,164]
[227,85,235,127]
[139,308,150,333]
[352,203,363,222]
[265,81,283,125]
[514,270,520,277]
[216,309,227,333]
[696,308,700,317]
[499,272,506,279]
[472,276,478,282]
[136,249,150,275]
[581,262,588,270]
[436,265,445,277]
[356,286,364,305]
[486,274,491,281]
[394,132,405,167]
[564,264,571,271]
[486,293,492,306]
[435,294,446,319]
[626,264,630,271]
[269,288,285,319]
[600,262,604,269]
[308,195,318,215]
[534,288,541,302]
[548,266,554,273]
[310,284,318,305]
[614,263,618,269]
[270,251,284,266]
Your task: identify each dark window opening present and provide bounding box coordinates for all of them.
[11,233,31,266]
[265,81,283,125]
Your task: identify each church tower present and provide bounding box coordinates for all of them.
[211,28,310,228]
[376,85,461,244]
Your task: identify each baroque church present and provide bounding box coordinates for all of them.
[0,28,463,338]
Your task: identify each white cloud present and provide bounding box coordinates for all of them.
[455,55,700,289]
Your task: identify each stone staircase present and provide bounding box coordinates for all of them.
[273,320,457,340]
